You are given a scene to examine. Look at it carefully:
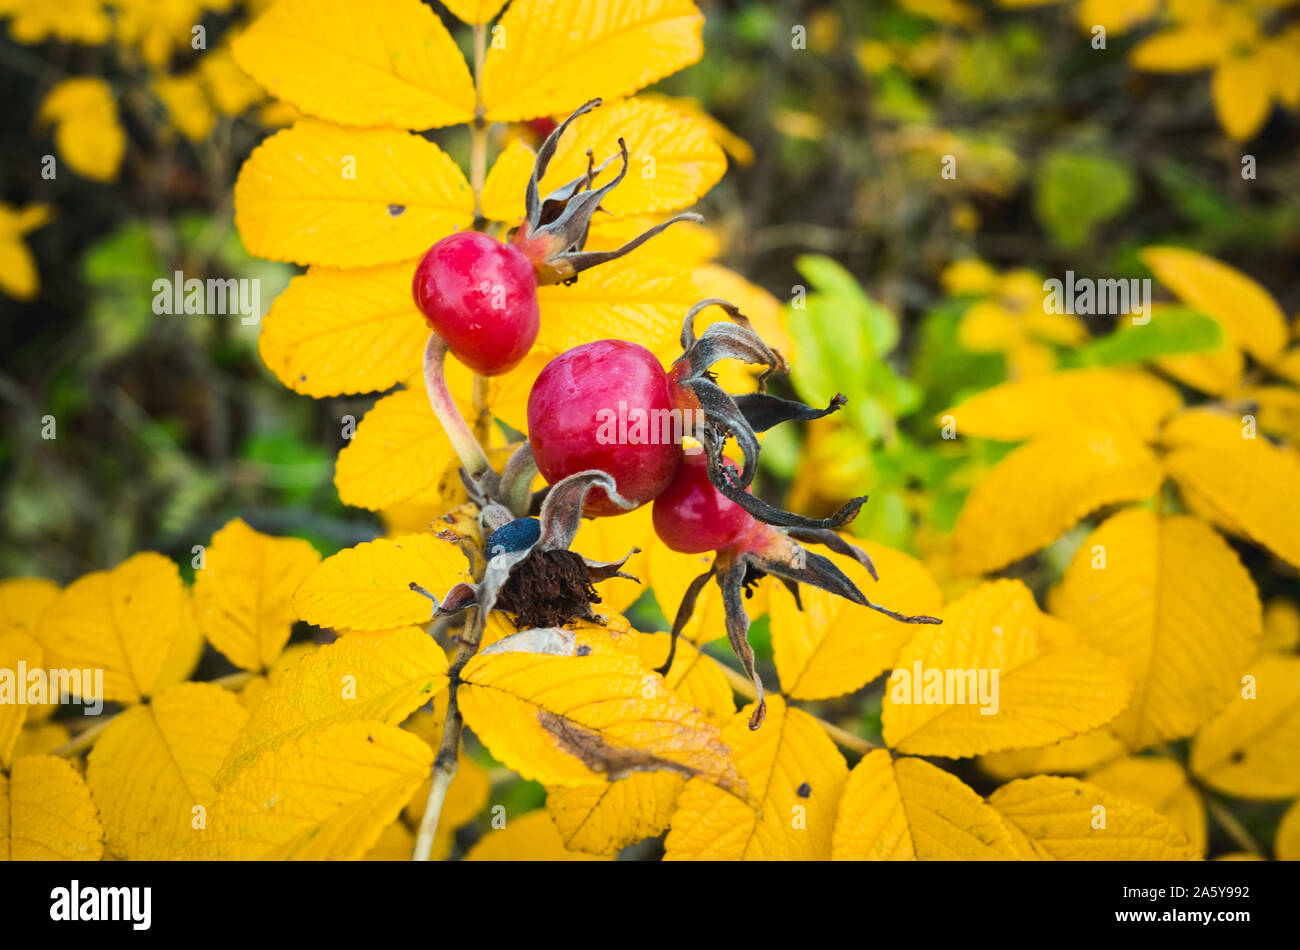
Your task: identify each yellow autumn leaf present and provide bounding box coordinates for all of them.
[11,721,71,760]
[534,256,696,360]
[458,638,739,791]
[334,389,460,510]
[1086,756,1206,856]
[664,698,846,859]
[465,809,611,861]
[258,263,429,397]
[292,533,473,631]
[154,73,215,142]
[831,752,1020,859]
[442,0,509,25]
[1213,54,1274,141]
[0,203,52,301]
[193,518,321,672]
[637,92,755,166]
[569,503,653,616]
[589,215,721,267]
[202,720,431,859]
[1161,409,1300,569]
[238,642,317,714]
[0,630,42,768]
[36,552,187,704]
[770,544,943,700]
[949,428,1164,575]
[481,0,704,122]
[882,580,1130,757]
[1190,654,1300,799]
[1277,797,1300,860]
[1152,305,1244,396]
[988,775,1197,859]
[1261,598,1300,654]
[0,576,59,633]
[38,77,125,183]
[978,729,1125,781]
[234,120,474,268]
[1050,509,1261,749]
[197,47,264,117]
[631,632,735,726]
[217,627,449,786]
[1130,26,1231,72]
[536,97,725,216]
[233,0,475,129]
[86,682,248,860]
[363,820,416,860]
[1,755,104,861]
[941,367,1181,441]
[479,138,536,223]
[1142,246,1288,361]
[547,771,684,856]
[1238,384,1300,443]
[401,705,491,859]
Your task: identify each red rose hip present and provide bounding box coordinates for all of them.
[412,231,540,376]
[652,453,756,554]
[528,340,683,516]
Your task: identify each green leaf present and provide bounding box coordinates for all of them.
[1073,307,1223,367]
[1034,150,1135,249]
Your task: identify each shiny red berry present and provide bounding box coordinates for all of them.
[528,340,683,517]
[412,231,540,376]
[652,453,757,554]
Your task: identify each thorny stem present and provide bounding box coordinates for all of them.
[714,662,876,756]
[423,333,493,485]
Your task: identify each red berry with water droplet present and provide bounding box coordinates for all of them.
[412,231,540,376]
[528,340,683,517]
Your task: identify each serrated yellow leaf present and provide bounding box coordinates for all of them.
[664,699,846,859]
[86,682,248,859]
[12,721,71,760]
[942,368,1181,441]
[334,389,458,510]
[203,720,431,859]
[1161,410,1300,568]
[442,0,509,24]
[218,627,448,786]
[1,755,103,861]
[1142,246,1288,361]
[479,138,536,223]
[632,633,735,726]
[233,0,474,129]
[950,428,1163,575]
[831,752,1020,859]
[1086,756,1206,856]
[238,642,317,713]
[37,78,125,183]
[534,257,696,360]
[0,630,41,767]
[258,263,429,397]
[459,645,738,790]
[547,771,683,856]
[36,552,185,704]
[978,729,1125,781]
[988,775,1197,859]
[538,98,724,216]
[481,0,704,122]
[147,600,205,697]
[1212,54,1274,141]
[194,519,321,672]
[589,215,720,266]
[234,120,474,268]
[293,533,473,631]
[882,580,1130,757]
[770,544,942,701]
[465,809,611,860]
[1277,797,1300,860]
[0,577,59,632]
[1050,510,1260,749]
[1153,317,1244,396]
[1190,654,1300,799]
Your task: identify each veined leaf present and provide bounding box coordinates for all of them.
[0,630,41,768]
[547,772,684,856]
[335,388,461,511]
[465,809,610,861]
[233,0,475,129]
[1191,654,1300,799]
[978,729,1125,781]
[193,519,321,672]
[882,580,1131,757]
[1086,756,1206,856]
[442,0,509,25]
[1,755,104,860]
[988,775,1197,859]
[292,533,472,631]
[217,627,448,787]
[234,121,473,268]
[0,577,59,634]
[1050,509,1261,749]
[831,752,1019,859]
[86,682,248,859]
[481,0,704,122]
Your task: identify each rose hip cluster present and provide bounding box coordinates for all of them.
[409,100,940,730]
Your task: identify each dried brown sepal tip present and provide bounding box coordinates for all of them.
[662,525,941,732]
[508,98,702,285]
[411,470,640,645]
[669,298,852,532]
